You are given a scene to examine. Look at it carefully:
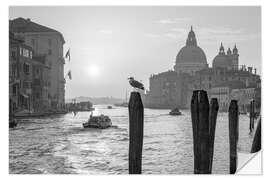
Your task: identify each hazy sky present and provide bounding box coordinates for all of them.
[9,6,261,99]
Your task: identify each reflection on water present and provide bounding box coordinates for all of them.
[9,105,255,174]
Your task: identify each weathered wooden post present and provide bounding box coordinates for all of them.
[251,118,261,153]
[191,90,212,174]
[229,100,239,174]
[209,98,219,172]
[128,92,144,174]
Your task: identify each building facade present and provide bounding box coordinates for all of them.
[32,55,51,112]
[10,17,66,110]
[143,26,261,109]
[9,32,34,113]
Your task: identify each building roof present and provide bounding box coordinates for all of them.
[9,17,65,43]
[175,27,207,65]
[151,70,177,79]
[212,54,231,68]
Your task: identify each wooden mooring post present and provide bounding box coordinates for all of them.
[228,100,239,174]
[251,118,261,153]
[209,98,219,172]
[191,90,218,174]
[128,92,144,174]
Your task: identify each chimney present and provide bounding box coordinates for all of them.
[248,67,252,73]
[254,68,257,75]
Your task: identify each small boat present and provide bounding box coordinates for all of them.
[9,117,17,128]
[83,114,112,129]
[169,108,182,116]
[114,102,128,107]
[107,106,112,109]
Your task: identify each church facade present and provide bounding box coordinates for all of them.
[143,27,260,109]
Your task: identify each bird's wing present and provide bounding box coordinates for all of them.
[131,80,144,89]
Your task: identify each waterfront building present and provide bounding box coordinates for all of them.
[143,26,261,109]
[9,32,22,113]
[209,81,246,111]
[32,55,51,112]
[9,32,34,113]
[10,17,66,110]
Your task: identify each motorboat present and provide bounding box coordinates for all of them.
[83,114,112,129]
[169,108,182,116]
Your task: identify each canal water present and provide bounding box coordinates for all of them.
[9,105,255,174]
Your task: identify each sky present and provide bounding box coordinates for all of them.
[9,6,261,99]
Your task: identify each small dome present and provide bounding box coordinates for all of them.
[176,46,207,64]
[212,54,231,68]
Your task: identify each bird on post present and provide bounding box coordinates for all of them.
[128,77,145,91]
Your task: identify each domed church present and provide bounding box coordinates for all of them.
[212,43,239,70]
[143,26,258,109]
[174,26,208,75]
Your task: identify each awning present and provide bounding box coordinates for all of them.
[9,79,20,86]
[20,93,29,98]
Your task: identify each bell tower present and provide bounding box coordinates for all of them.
[232,44,239,70]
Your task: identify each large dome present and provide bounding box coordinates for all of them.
[174,26,208,75]
[176,45,207,64]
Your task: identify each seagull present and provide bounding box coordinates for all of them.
[128,77,145,91]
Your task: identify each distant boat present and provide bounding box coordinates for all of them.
[107,105,113,109]
[169,108,182,116]
[83,114,112,129]
[9,117,17,128]
[114,102,128,107]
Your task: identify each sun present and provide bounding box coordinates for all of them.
[87,65,100,78]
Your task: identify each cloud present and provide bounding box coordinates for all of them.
[156,17,192,24]
[144,33,161,38]
[163,26,260,45]
[99,29,113,34]
[196,27,260,44]
[164,33,184,39]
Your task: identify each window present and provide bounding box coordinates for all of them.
[22,48,29,58]
[19,47,22,56]
[23,81,29,88]
[36,68,40,75]
[12,64,16,77]
[23,63,30,75]
[12,86,16,96]
[11,51,16,59]
[31,39,35,46]
[30,51,32,59]
[48,49,52,55]
[48,39,52,46]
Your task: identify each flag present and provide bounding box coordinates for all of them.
[65,49,70,61]
[67,70,72,80]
